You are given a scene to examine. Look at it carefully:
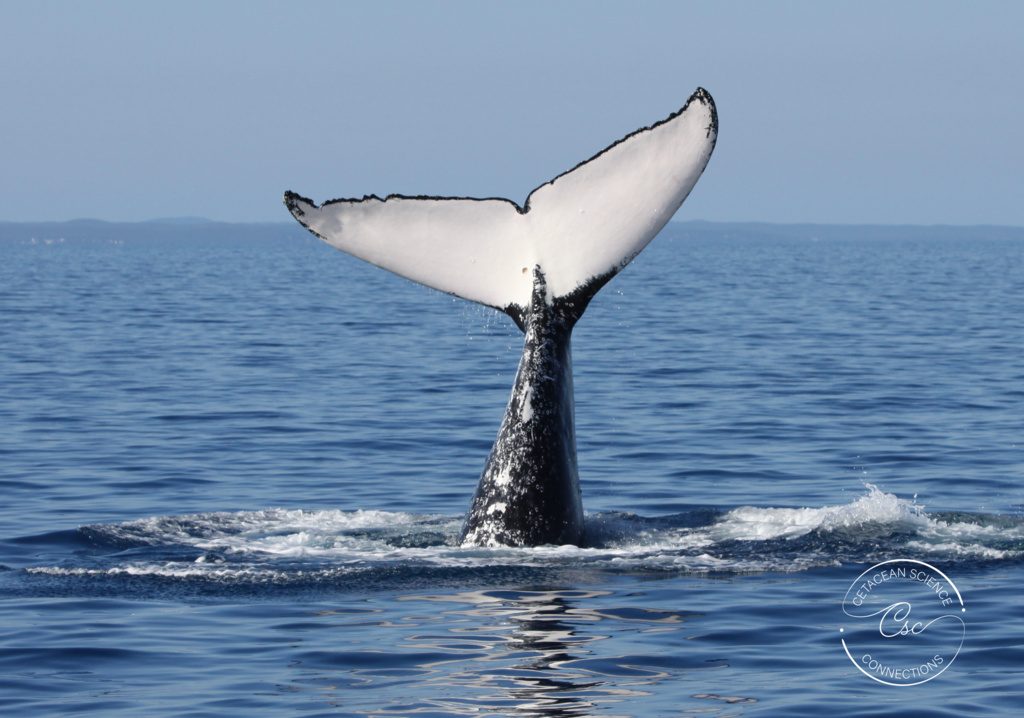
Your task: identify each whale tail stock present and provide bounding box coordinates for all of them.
[285,88,717,546]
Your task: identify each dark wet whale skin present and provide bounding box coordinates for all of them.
[460,267,608,547]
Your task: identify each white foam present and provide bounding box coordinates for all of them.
[706,483,928,542]
[904,540,1011,560]
[27,564,298,581]
[24,486,1021,581]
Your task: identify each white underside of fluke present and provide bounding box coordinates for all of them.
[286,88,716,311]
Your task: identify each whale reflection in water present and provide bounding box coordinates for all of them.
[387,589,715,716]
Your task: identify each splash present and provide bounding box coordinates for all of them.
[23,485,1023,587]
[705,483,929,541]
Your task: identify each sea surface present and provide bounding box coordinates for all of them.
[1,221,1022,716]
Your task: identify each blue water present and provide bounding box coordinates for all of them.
[1,222,1022,716]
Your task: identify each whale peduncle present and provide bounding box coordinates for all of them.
[460,267,584,547]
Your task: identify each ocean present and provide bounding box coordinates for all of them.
[1,220,1022,716]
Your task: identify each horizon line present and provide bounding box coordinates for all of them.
[3,217,1024,231]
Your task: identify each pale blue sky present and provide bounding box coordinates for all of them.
[2,1,1022,224]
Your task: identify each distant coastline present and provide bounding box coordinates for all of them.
[2,218,1023,243]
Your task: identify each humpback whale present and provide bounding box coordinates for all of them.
[284,87,717,547]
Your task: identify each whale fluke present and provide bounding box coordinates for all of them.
[285,88,717,547]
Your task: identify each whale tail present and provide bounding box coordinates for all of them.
[285,89,717,547]
[284,88,716,329]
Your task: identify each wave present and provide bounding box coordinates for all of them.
[19,485,1023,590]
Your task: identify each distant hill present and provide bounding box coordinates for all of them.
[674,220,1024,242]
[0,218,300,244]
[1,218,1022,244]
[142,216,216,225]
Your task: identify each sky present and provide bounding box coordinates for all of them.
[1,1,1022,225]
